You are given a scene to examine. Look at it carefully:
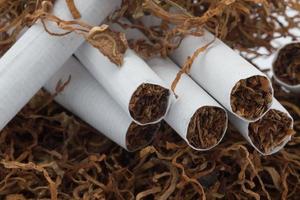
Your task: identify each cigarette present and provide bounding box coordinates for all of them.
[148,57,228,150]
[272,42,300,93]
[74,43,172,125]
[229,98,294,155]
[0,0,121,130]
[141,17,274,122]
[44,57,159,152]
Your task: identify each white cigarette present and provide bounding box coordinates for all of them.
[44,57,159,151]
[272,42,300,93]
[148,57,228,150]
[0,0,121,130]
[229,98,294,155]
[75,43,173,125]
[141,17,274,122]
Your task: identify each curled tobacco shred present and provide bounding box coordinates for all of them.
[248,109,295,154]
[129,83,170,124]
[187,106,227,149]
[230,75,273,120]
[65,0,81,19]
[273,42,300,86]
[87,25,128,66]
[126,122,159,151]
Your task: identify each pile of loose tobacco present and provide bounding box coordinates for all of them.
[0,82,299,199]
[0,0,299,199]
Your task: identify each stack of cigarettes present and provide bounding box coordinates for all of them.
[0,1,295,154]
[111,21,228,151]
[169,31,294,155]
[140,16,295,155]
[44,57,160,151]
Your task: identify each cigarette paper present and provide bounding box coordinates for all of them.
[229,98,294,155]
[148,57,228,150]
[75,43,172,125]
[0,0,121,130]
[272,42,300,93]
[44,57,159,151]
[141,17,274,122]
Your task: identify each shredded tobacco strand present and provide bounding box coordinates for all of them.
[129,83,169,124]
[273,43,300,86]
[187,106,227,149]
[249,109,295,154]
[126,122,159,151]
[66,0,81,19]
[231,75,273,120]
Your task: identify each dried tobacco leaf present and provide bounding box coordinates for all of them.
[129,83,170,124]
[126,122,160,151]
[249,109,295,154]
[87,25,128,66]
[187,106,227,149]
[230,75,273,120]
[273,43,300,86]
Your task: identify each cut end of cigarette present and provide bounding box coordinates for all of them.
[186,106,227,150]
[230,75,273,120]
[273,42,300,86]
[126,122,160,151]
[129,83,170,124]
[248,109,295,154]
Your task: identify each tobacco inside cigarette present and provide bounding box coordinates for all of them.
[273,42,300,86]
[230,75,273,120]
[248,109,295,154]
[129,83,170,124]
[126,122,159,151]
[186,106,227,149]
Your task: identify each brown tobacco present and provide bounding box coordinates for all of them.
[187,106,227,149]
[129,83,169,124]
[231,75,273,120]
[126,122,159,151]
[87,26,128,66]
[0,85,299,199]
[249,109,295,154]
[273,43,300,86]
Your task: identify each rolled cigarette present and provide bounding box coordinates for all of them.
[0,0,121,130]
[148,57,228,150]
[272,42,300,93]
[229,98,294,155]
[75,43,172,125]
[44,57,159,152]
[141,17,274,122]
